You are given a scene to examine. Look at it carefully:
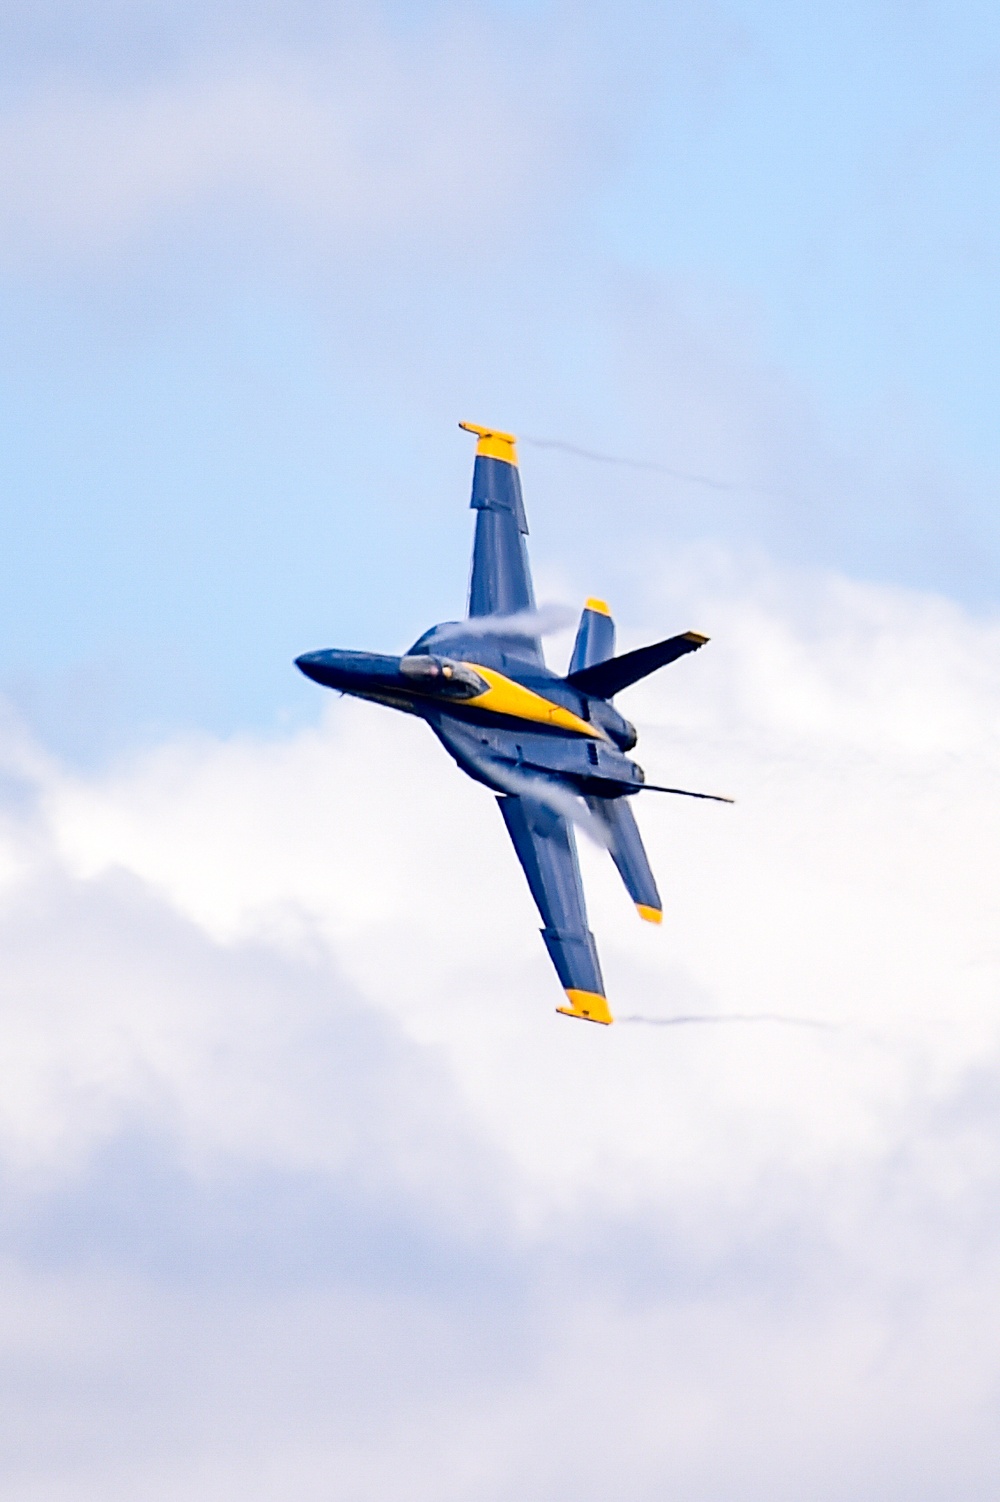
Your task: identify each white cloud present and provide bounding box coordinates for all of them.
[41,554,1000,1188]
[1,551,1000,1494]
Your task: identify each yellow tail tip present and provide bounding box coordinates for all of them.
[459,421,518,465]
[636,904,663,925]
[584,597,612,616]
[557,989,614,1025]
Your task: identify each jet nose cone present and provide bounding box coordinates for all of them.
[295,647,401,693]
[295,651,328,683]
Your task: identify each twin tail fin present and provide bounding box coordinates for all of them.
[569,597,616,675]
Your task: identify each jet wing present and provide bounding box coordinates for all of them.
[461,423,544,664]
[498,790,612,1024]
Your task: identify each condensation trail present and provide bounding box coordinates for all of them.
[521,435,786,500]
[618,1013,840,1030]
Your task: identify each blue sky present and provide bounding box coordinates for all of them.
[2,0,1000,756]
[4,6,1000,1497]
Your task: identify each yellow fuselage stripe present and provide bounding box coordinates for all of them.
[461,664,604,739]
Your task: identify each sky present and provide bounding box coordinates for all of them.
[3,1,1000,1496]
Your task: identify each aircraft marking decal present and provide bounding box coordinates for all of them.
[461,663,606,739]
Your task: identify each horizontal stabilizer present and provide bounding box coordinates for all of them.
[587,796,661,920]
[565,631,708,699]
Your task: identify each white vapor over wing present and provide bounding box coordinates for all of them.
[484,759,615,849]
[423,603,578,644]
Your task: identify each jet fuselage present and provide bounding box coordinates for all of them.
[295,420,718,1026]
[295,630,645,802]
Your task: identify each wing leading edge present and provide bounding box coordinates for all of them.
[498,793,612,1024]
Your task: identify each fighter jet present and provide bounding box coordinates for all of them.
[296,422,729,1025]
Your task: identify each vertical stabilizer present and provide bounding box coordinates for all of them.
[569,598,616,675]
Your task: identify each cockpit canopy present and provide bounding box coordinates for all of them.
[398,655,488,700]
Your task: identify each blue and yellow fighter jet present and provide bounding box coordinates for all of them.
[296,422,729,1025]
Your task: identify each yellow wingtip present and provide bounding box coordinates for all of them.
[459,421,518,465]
[557,989,614,1025]
[584,597,612,616]
[636,904,663,925]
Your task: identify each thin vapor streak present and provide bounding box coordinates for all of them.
[521,436,740,488]
[618,1012,840,1030]
[521,435,783,498]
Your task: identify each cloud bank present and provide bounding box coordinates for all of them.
[0,552,999,1496]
